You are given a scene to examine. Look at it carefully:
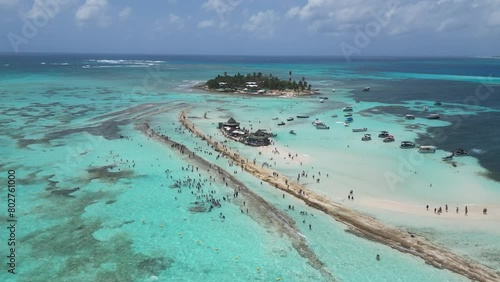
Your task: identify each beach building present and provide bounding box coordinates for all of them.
[246,129,272,146]
[218,117,240,130]
[218,118,273,146]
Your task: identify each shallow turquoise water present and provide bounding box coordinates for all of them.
[1,55,498,281]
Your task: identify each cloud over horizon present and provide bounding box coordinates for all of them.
[0,0,498,55]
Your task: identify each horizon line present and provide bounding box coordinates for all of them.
[0,51,497,59]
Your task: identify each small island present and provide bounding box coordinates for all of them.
[199,71,319,96]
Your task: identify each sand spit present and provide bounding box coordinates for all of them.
[179,110,500,282]
[136,123,337,281]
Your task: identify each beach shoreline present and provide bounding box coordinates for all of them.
[193,83,321,97]
[179,109,500,282]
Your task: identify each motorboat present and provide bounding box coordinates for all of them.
[277,122,285,126]
[361,134,371,141]
[363,87,370,92]
[434,101,442,106]
[442,154,454,161]
[344,113,353,117]
[345,117,354,122]
[424,106,429,111]
[296,115,309,118]
[343,106,353,112]
[419,146,436,153]
[352,128,367,132]
[378,131,389,138]
[405,114,415,120]
[316,124,330,129]
[287,117,294,121]
[289,130,296,135]
[319,96,329,100]
[383,135,395,142]
[344,122,350,127]
[312,119,323,126]
[427,114,440,119]
[320,98,325,103]
[454,148,468,156]
[332,88,336,92]
[331,114,338,118]
[400,141,416,149]
[272,117,279,120]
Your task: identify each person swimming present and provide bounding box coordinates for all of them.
[376,254,380,261]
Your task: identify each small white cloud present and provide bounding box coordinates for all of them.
[243,10,279,36]
[118,6,132,21]
[26,0,61,19]
[202,0,240,19]
[168,13,184,29]
[488,10,500,26]
[197,19,214,28]
[75,0,109,27]
[285,6,300,19]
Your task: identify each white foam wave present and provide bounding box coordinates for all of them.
[471,148,485,154]
[90,59,167,66]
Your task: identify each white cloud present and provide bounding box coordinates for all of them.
[285,6,300,19]
[488,10,500,26]
[197,19,214,28]
[168,13,184,29]
[75,0,109,27]
[242,10,279,37]
[152,13,185,35]
[287,0,500,36]
[202,0,240,19]
[118,6,132,21]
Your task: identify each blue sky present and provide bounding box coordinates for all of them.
[1,0,499,56]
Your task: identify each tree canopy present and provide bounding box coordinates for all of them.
[206,72,312,91]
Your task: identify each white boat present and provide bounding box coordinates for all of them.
[405,114,415,120]
[344,122,349,127]
[363,87,370,92]
[419,146,436,153]
[320,98,325,103]
[343,106,353,112]
[383,135,395,142]
[427,114,440,119]
[361,134,371,141]
[332,88,336,92]
[312,119,324,126]
[424,106,429,111]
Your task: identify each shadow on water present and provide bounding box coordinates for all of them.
[86,165,135,183]
[21,181,174,281]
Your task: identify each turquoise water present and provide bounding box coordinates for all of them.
[1,55,499,281]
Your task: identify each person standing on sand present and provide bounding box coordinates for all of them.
[426,205,429,211]
[465,206,468,216]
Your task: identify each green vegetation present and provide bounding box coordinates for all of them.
[206,72,312,92]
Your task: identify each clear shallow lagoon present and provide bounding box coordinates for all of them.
[1,54,499,281]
